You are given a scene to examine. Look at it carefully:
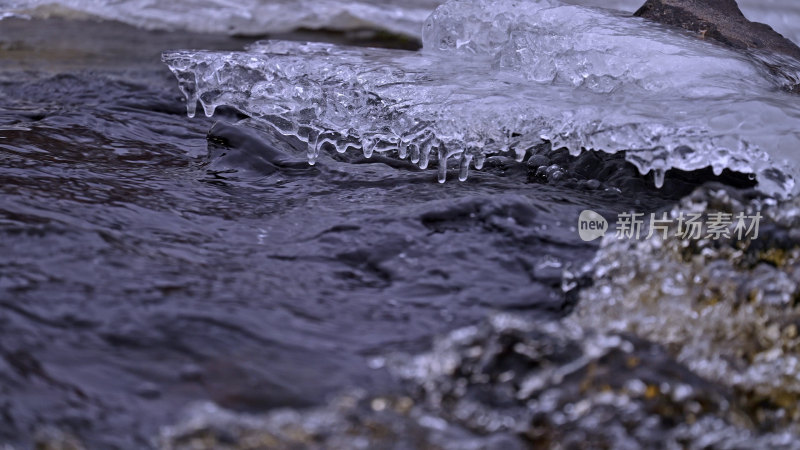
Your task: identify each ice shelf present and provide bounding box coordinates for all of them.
[163,0,800,194]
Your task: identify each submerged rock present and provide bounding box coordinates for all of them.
[635,0,800,57]
[634,0,800,91]
[162,315,800,449]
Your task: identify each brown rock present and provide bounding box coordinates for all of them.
[634,0,800,59]
[634,0,800,92]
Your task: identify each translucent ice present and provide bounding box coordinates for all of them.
[163,0,800,194]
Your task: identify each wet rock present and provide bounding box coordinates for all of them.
[576,185,800,432]
[635,0,800,57]
[163,315,799,449]
[385,315,799,448]
[634,0,800,91]
[205,121,318,178]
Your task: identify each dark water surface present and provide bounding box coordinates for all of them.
[0,18,735,448]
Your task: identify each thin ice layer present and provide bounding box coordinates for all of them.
[163,0,800,194]
[0,0,440,37]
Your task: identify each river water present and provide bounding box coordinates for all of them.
[1,0,799,448]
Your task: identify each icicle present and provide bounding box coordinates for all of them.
[187,94,198,118]
[653,168,665,188]
[362,138,375,158]
[202,101,216,117]
[398,144,408,159]
[420,142,433,170]
[409,143,420,164]
[437,146,449,183]
[459,154,473,181]
[474,154,486,170]
[307,129,320,165]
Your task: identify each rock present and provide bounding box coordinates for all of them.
[634,0,800,91]
[576,185,800,431]
[635,0,800,57]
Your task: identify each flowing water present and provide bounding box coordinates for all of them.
[1,0,800,448]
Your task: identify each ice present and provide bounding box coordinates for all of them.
[0,0,441,37]
[163,0,800,194]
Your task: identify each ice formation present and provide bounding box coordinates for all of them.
[163,0,800,194]
[0,0,441,37]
